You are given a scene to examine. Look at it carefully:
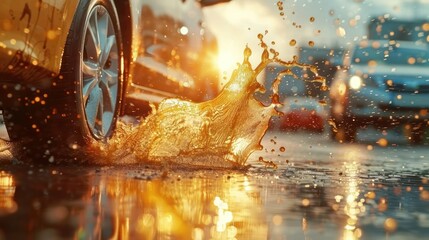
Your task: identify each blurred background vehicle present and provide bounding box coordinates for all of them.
[298,46,344,98]
[368,16,429,44]
[0,0,229,161]
[277,96,327,133]
[329,39,429,143]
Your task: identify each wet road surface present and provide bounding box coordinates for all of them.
[0,129,429,240]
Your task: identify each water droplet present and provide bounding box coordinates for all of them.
[302,199,310,206]
[308,41,315,47]
[310,17,315,22]
[421,190,429,201]
[289,39,297,46]
[384,218,397,232]
[272,215,283,225]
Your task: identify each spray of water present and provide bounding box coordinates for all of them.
[95,35,325,168]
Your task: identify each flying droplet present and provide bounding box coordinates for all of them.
[384,218,397,232]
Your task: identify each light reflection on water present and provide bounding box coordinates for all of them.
[0,156,428,239]
[342,151,364,240]
[0,171,16,216]
[78,172,268,240]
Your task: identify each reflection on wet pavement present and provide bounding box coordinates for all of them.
[0,172,16,216]
[0,132,428,239]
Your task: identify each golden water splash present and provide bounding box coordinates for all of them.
[99,35,325,168]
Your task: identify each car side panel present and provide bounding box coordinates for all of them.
[0,0,79,78]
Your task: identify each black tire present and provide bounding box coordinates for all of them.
[4,0,124,163]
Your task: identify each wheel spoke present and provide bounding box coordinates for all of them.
[82,79,98,102]
[102,69,118,86]
[99,78,116,113]
[97,80,115,136]
[82,60,98,78]
[85,86,102,132]
[97,9,109,61]
[97,95,104,136]
[82,60,98,102]
[85,27,98,62]
[99,35,116,67]
[88,12,100,56]
[102,111,114,136]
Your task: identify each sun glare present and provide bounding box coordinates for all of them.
[216,51,237,76]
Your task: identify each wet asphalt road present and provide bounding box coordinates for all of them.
[0,127,429,240]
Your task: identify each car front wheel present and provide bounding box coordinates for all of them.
[4,0,124,163]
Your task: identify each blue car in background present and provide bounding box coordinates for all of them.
[329,40,429,143]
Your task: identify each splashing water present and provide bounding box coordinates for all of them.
[98,36,325,168]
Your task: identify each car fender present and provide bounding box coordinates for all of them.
[0,1,80,75]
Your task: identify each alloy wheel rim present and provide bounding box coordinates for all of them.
[81,5,119,139]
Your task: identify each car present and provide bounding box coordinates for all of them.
[277,96,326,133]
[329,40,429,143]
[0,0,230,162]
